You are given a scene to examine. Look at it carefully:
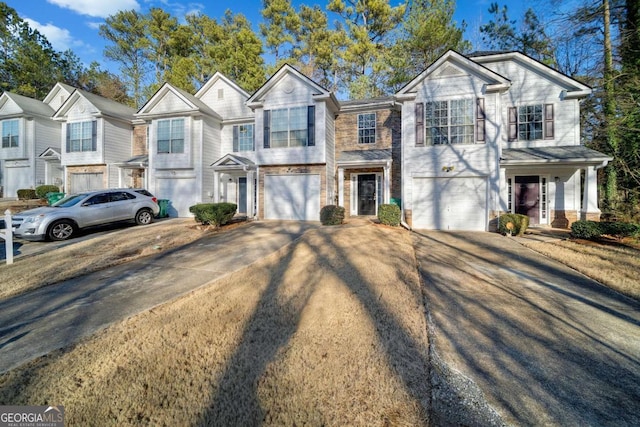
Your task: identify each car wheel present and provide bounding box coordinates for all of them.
[47,220,75,241]
[135,208,154,225]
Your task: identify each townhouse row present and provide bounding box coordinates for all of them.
[0,50,611,230]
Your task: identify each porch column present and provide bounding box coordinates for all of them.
[213,170,220,203]
[338,167,345,207]
[247,170,255,217]
[581,165,601,219]
[384,160,391,203]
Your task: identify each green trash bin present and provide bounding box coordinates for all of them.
[390,197,402,208]
[47,192,65,205]
[157,199,170,218]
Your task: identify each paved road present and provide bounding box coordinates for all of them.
[413,231,640,426]
[0,221,317,373]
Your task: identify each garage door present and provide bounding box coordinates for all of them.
[4,166,31,198]
[413,176,487,231]
[70,173,104,193]
[264,174,320,221]
[155,177,197,217]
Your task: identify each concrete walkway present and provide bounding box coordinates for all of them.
[413,230,640,426]
[0,221,317,373]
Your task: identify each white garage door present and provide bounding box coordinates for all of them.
[70,173,104,193]
[264,174,320,221]
[4,166,31,198]
[156,177,197,217]
[413,176,487,231]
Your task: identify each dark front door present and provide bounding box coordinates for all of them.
[515,175,540,224]
[358,174,377,215]
[238,177,247,214]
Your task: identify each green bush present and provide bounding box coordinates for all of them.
[378,203,401,227]
[189,202,237,228]
[17,189,37,200]
[498,213,529,236]
[599,221,640,239]
[570,220,602,239]
[35,185,60,199]
[320,205,345,225]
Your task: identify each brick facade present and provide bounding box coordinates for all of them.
[132,124,148,156]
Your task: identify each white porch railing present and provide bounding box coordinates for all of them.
[1,209,13,265]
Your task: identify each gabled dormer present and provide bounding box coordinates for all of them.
[137,83,223,170]
[195,72,252,120]
[247,64,339,165]
[43,82,75,112]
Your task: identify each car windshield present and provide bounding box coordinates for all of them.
[52,194,88,207]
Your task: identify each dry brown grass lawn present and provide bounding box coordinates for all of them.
[0,219,225,300]
[0,223,431,426]
[521,237,640,300]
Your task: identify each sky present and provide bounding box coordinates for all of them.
[3,0,524,73]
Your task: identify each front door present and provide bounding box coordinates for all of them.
[357,174,377,215]
[515,176,540,224]
[238,177,247,214]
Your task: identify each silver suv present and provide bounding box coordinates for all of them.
[13,188,160,241]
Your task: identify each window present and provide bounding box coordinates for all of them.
[67,121,96,152]
[264,106,315,148]
[508,104,554,141]
[358,113,376,144]
[157,118,184,153]
[1,119,19,148]
[425,99,474,145]
[233,124,254,152]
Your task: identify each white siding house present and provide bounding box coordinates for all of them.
[396,50,610,230]
[0,83,72,198]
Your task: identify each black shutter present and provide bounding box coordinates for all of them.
[307,105,315,146]
[544,104,554,139]
[508,107,518,142]
[66,123,70,152]
[415,102,424,146]
[263,110,270,148]
[91,120,97,151]
[233,125,239,152]
[476,98,486,143]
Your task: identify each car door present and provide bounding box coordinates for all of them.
[76,193,114,226]
[108,191,138,221]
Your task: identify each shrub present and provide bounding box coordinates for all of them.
[189,203,237,228]
[17,189,37,200]
[498,213,529,236]
[570,220,602,240]
[320,205,345,225]
[378,203,401,227]
[35,185,60,199]
[599,221,640,240]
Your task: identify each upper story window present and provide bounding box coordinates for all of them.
[264,106,315,148]
[233,124,254,152]
[1,119,19,148]
[67,121,96,152]
[415,98,486,146]
[157,118,184,153]
[508,104,554,141]
[358,113,376,144]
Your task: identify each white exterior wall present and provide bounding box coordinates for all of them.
[201,115,221,202]
[198,80,252,119]
[61,98,102,166]
[402,73,501,214]
[255,74,326,165]
[482,60,582,148]
[103,119,133,165]
[150,116,193,169]
[220,121,258,163]
[325,106,336,204]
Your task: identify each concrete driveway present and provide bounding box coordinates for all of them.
[0,221,317,373]
[413,230,640,426]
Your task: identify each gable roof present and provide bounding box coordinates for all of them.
[136,82,222,120]
[0,91,55,118]
[195,72,250,100]
[470,51,591,99]
[53,88,136,121]
[210,153,256,169]
[396,50,511,99]
[246,63,339,111]
[42,82,75,106]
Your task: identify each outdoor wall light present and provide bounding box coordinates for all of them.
[442,166,455,172]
